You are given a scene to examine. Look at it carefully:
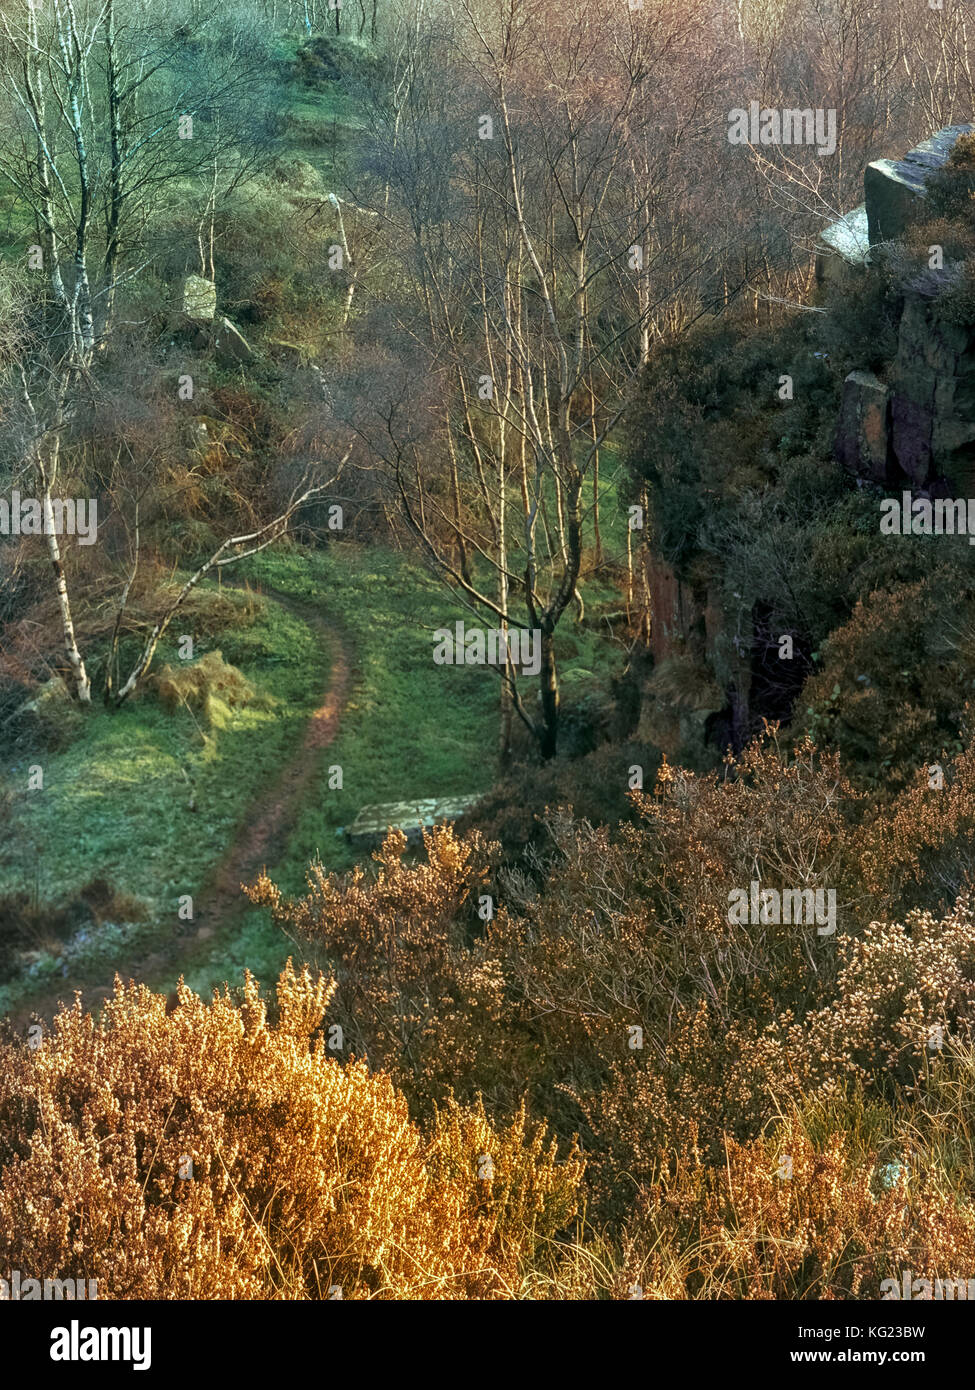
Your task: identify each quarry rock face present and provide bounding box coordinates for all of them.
[639,553,735,758]
[835,370,890,483]
[824,125,975,492]
[888,281,975,487]
[865,124,975,245]
[834,287,975,491]
[646,552,693,665]
[181,274,217,321]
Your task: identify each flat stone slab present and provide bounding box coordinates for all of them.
[346,795,482,848]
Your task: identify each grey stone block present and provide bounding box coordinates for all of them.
[865,124,975,245]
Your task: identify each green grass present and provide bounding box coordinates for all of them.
[1,590,326,911]
[0,585,329,1014]
[240,542,502,886]
[0,527,626,1014]
[160,536,628,1001]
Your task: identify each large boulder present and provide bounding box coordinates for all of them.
[834,370,891,483]
[815,204,870,290]
[865,124,975,245]
[181,274,217,321]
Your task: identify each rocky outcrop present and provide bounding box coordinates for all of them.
[818,125,975,277]
[836,274,975,488]
[835,370,891,483]
[887,275,975,488]
[865,125,974,245]
[825,126,975,491]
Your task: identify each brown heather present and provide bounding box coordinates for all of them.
[627,1107,975,1299]
[245,827,509,1110]
[8,730,975,1297]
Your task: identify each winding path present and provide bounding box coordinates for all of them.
[11,585,351,1030]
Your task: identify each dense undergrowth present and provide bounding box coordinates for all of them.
[5,14,975,1303]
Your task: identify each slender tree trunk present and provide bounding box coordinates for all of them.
[103,0,123,333]
[447,436,471,585]
[639,483,651,646]
[591,423,602,566]
[498,454,513,764]
[43,484,91,703]
[538,629,558,759]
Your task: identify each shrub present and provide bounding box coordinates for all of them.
[245,828,506,1110]
[0,964,582,1299]
[798,571,975,792]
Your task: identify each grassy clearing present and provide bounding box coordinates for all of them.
[248,540,626,872]
[155,538,628,1002]
[241,542,501,882]
[0,529,626,1012]
[0,586,329,1014]
[146,539,506,1000]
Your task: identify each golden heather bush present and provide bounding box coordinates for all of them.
[584,894,975,1210]
[242,735,902,1166]
[788,895,975,1092]
[0,963,582,1299]
[208,729,975,1288]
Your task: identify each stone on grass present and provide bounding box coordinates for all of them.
[346,796,482,849]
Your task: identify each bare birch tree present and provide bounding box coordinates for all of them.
[364,0,717,759]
